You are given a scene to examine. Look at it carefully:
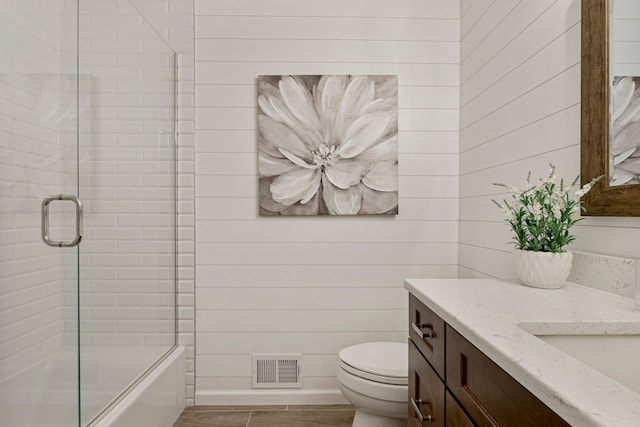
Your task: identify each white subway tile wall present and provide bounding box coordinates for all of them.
[194,0,460,404]
[4,0,191,409]
[95,0,195,405]
[55,0,176,369]
[129,0,196,405]
[0,0,66,382]
[458,0,640,279]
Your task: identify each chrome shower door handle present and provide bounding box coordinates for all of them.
[41,194,83,247]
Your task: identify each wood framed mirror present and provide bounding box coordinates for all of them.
[581,0,640,216]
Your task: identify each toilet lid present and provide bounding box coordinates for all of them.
[339,342,407,383]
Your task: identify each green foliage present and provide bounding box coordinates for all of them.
[492,165,603,253]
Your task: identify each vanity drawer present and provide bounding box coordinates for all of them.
[408,340,445,427]
[445,326,570,427]
[445,391,474,427]
[409,294,446,378]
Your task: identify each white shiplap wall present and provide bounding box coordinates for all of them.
[459,0,640,279]
[612,0,640,76]
[194,0,460,404]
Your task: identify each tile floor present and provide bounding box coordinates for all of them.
[173,405,355,427]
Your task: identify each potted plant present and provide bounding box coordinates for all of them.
[492,165,602,289]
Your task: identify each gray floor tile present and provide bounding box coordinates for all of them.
[247,409,355,427]
[173,405,356,427]
[286,404,353,410]
[173,410,251,426]
[184,405,287,412]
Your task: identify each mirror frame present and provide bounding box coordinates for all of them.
[581,0,640,216]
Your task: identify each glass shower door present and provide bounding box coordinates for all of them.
[2,0,176,425]
[0,0,81,426]
[76,0,176,424]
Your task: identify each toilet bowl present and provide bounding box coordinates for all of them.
[337,342,408,427]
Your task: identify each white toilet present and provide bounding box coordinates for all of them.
[337,342,408,427]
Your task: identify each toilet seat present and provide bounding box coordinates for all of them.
[338,342,407,386]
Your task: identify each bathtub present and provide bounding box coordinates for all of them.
[0,346,185,427]
[93,345,185,427]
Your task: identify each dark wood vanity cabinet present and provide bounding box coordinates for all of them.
[409,294,445,378]
[408,295,449,427]
[445,391,474,427]
[409,341,445,427]
[408,295,570,427]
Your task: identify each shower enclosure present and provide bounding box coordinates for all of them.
[1,0,178,425]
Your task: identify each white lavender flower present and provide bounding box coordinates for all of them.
[492,164,602,253]
[575,183,591,199]
[532,201,542,220]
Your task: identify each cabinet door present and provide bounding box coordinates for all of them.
[408,340,445,427]
[446,326,570,427]
[445,391,474,427]
[409,295,446,379]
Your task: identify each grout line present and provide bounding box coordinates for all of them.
[245,410,252,427]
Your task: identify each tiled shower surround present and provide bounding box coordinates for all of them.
[60,0,177,351]
[127,0,196,404]
[0,0,196,408]
[0,0,67,381]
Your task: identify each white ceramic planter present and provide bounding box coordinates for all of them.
[513,249,573,289]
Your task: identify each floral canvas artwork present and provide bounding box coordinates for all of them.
[257,75,398,216]
[611,76,640,186]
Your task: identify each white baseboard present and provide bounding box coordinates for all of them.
[195,389,348,406]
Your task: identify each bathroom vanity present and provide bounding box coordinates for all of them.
[405,279,640,427]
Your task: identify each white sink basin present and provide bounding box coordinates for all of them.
[535,334,640,394]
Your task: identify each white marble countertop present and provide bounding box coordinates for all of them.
[404,278,640,427]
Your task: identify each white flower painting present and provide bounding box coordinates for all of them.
[611,76,640,186]
[257,75,398,216]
